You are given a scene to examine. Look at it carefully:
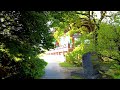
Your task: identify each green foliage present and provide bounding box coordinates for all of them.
[0,11,54,79]
[97,22,120,61]
[65,46,83,67]
[19,57,47,79]
[108,64,120,79]
[100,63,120,79]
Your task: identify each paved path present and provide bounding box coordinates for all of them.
[40,55,71,79]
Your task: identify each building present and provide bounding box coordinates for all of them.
[46,31,80,55]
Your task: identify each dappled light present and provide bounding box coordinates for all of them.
[0,11,120,79]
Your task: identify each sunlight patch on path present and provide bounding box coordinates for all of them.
[40,54,71,79]
[41,55,66,63]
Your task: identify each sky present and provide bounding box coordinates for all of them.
[94,11,118,23]
[94,11,118,19]
[94,11,101,19]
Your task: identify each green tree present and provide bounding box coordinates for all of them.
[0,11,54,79]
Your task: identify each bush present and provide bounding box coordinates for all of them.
[65,46,82,67]
[19,57,47,79]
[104,63,120,79]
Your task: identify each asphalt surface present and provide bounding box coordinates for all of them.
[41,55,71,79]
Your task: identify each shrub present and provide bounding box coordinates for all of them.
[104,63,120,79]
[19,57,47,79]
[65,46,82,67]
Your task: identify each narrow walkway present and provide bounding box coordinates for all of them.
[41,55,71,79]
